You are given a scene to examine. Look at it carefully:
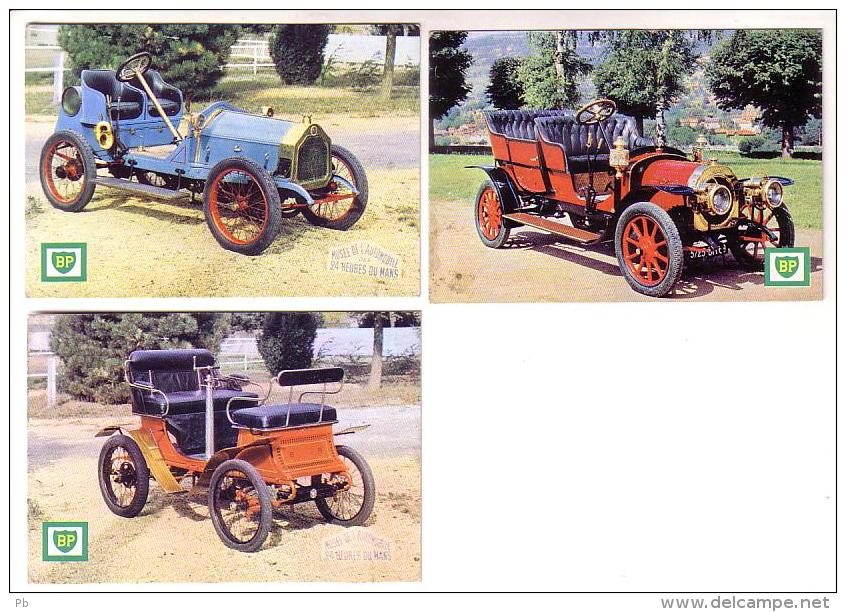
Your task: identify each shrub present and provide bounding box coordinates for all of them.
[738,136,765,154]
[270,24,331,85]
[50,313,230,404]
[257,312,321,375]
[58,24,242,98]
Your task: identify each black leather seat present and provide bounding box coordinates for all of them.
[231,403,338,430]
[535,114,654,173]
[140,388,259,416]
[130,70,182,117]
[484,109,573,141]
[81,70,144,119]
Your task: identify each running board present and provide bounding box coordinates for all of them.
[95,176,189,201]
[504,212,601,243]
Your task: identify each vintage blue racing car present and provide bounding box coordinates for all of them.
[39,52,368,255]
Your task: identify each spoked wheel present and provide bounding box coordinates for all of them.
[301,144,368,230]
[203,158,282,255]
[729,202,795,269]
[208,459,272,552]
[615,202,684,298]
[315,446,375,527]
[98,434,150,518]
[39,130,97,212]
[474,180,510,248]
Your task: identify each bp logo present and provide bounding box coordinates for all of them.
[41,242,87,282]
[764,247,811,287]
[42,521,88,561]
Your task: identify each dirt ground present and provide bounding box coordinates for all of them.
[25,117,419,298]
[27,406,421,584]
[430,199,824,302]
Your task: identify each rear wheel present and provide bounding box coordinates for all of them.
[40,130,97,212]
[475,181,510,248]
[203,158,282,255]
[729,203,795,269]
[615,202,684,298]
[208,459,272,552]
[98,434,150,518]
[301,144,368,230]
[315,446,375,527]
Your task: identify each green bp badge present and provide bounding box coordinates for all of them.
[765,247,810,287]
[42,521,88,561]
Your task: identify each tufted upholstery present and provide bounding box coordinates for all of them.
[535,114,654,172]
[231,403,338,430]
[81,70,144,119]
[484,110,573,140]
[129,70,182,117]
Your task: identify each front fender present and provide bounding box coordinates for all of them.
[274,177,314,204]
[467,165,521,219]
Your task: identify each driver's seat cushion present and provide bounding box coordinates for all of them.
[231,403,338,430]
[535,114,653,172]
[130,70,182,117]
[81,70,144,120]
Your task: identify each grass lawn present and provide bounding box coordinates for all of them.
[25,73,419,119]
[430,152,823,230]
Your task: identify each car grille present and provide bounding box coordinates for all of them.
[296,135,329,183]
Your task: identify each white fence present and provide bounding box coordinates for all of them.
[27,352,58,410]
[220,327,421,359]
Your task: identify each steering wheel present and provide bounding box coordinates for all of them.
[576,98,617,125]
[116,52,152,82]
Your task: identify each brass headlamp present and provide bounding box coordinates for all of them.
[696,182,733,216]
[609,136,630,179]
[742,177,784,209]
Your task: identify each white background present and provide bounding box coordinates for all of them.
[4,6,840,611]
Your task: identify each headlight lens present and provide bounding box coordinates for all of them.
[763,179,783,207]
[708,184,733,215]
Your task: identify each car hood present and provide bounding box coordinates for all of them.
[639,157,737,189]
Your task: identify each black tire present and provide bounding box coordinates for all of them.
[615,202,684,298]
[39,130,98,212]
[208,459,272,552]
[315,445,375,527]
[474,180,511,248]
[98,434,150,518]
[202,157,282,256]
[729,204,795,269]
[301,144,368,230]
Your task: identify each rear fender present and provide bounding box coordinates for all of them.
[467,165,521,224]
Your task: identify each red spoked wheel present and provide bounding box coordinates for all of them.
[203,158,282,255]
[729,201,795,268]
[615,202,684,298]
[39,130,97,212]
[301,144,368,230]
[474,180,510,248]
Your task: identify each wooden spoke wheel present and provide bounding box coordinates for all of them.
[615,202,684,298]
[729,202,795,269]
[39,130,97,212]
[98,435,149,518]
[208,459,272,552]
[203,158,282,255]
[315,446,375,527]
[474,180,510,248]
[301,144,368,230]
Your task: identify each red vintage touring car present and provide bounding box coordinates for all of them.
[472,99,795,297]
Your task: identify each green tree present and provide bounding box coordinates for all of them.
[486,57,525,110]
[50,313,230,404]
[706,29,822,158]
[429,31,473,151]
[230,313,265,332]
[58,24,242,98]
[270,24,331,85]
[592,30,702,144]
[257,312,321,375]
[517,31,590,110]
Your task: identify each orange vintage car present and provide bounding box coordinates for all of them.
[96,349,374,552]
[472,99,795,297]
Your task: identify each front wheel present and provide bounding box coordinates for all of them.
[98,434,150,518]
[315,445,375,527]
[729,203,795,269]
[301,145,368,230]
[203,158,282,255]
[208,459,273,552]
[615,202,684,298]
[40,130,98,212]
[474,181,510,248]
